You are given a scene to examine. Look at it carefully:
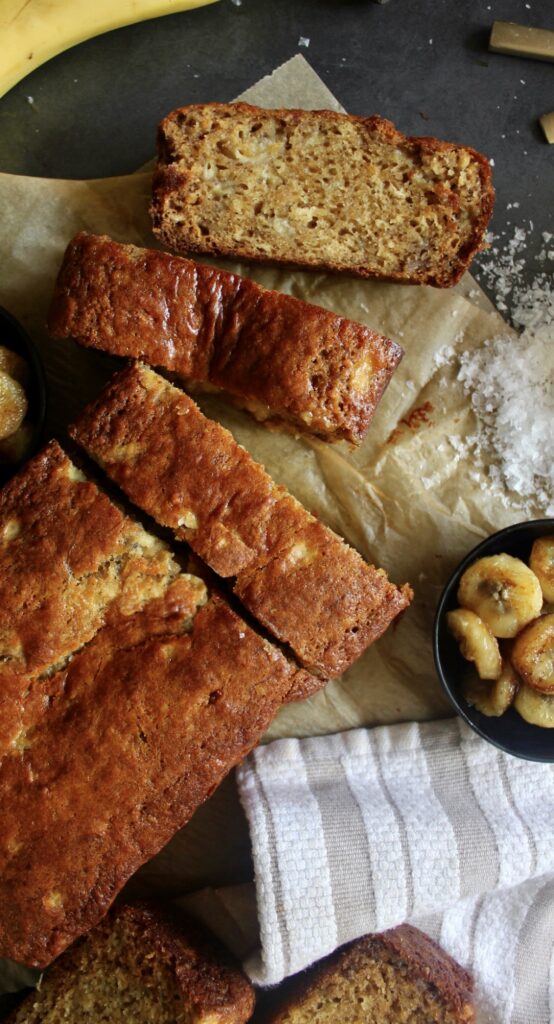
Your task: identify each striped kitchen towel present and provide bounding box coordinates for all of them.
[236,718,554,1024]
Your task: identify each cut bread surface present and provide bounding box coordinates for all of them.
[152,102,494,287]
[265,926,475,1024]
[6,904,255,1024]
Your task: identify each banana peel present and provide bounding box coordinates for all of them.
[0,0,220,100]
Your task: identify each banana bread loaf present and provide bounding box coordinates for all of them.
[264,925,475,1023]
[48,232,402,445]
[0,584,309,967]
[5,903,255,1024]
[151,102,494,287]
[70,363,412,678]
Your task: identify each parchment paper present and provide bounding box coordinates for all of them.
[0,56,541,989]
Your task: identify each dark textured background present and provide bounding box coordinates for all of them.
[0,0,553,312]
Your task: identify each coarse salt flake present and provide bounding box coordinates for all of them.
[458,323,554,513]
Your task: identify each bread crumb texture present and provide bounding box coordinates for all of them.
[267,927,474,1024]
[6,904,254,1024]
[152,103,494,287]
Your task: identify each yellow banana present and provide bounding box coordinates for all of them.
[446,608,502,680]
[530,536,554,604]
[458,553,543,638]
[0,0,219,100]
[511,613,554,693]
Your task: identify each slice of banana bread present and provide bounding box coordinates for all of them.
[47,232,402,445]
[151,102,494,287]
[70,364,412,679]
[264,926,475,1024]
[6,903,255,1024]
[0,440,180,683]
[0,585,308,967]
[0,440,181,758]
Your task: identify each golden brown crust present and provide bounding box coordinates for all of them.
[48,232,402,445]
[0,440,181,756]
[0,591,305,967]
[267,925,475,1023]
[152,102,494,288]
[70,363,412,678]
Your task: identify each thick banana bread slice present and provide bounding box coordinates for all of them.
[5,903,255,1024]
[265,926,475,1024]
[48,232,402,445]
[151,102,494,287]
[0,586,307,967]
[70,363,412,679]
[0,440,179,683]
[0,440,182,757]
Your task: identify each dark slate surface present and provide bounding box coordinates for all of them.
[0,0,552,313]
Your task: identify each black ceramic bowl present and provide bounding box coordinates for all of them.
[434,519,554,762]
[0,306,47,486]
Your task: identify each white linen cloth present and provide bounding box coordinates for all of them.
[236,718,554,1024]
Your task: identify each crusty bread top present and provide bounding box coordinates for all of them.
[151,102,494,287]
[70,363,412,678]
[0,591,305,967]
[48,232,402,445]
[0,440,180,683]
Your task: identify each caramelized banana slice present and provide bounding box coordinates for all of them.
[447,608,502,680]
[530,536,554,604]
[463,658,519,716]
[0,369,27,440]
[0,346,27,386]
[514,684,554,728]
[458,553,543,638]
[511,613,554,693]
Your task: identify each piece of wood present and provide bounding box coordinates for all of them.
[540,111,554,144]
[489,21,554,63]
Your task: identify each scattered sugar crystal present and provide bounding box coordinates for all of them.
[230,0,242,5]
[298,36,310,47]
[26,96,34,104]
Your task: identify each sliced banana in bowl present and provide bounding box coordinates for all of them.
[458,553,543,638]
[462,658,519,717]
[530,536,554,604]
[512,613,554,694]
[434,518,554,762]
[446,608,502,680]
[514,685,554,728]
